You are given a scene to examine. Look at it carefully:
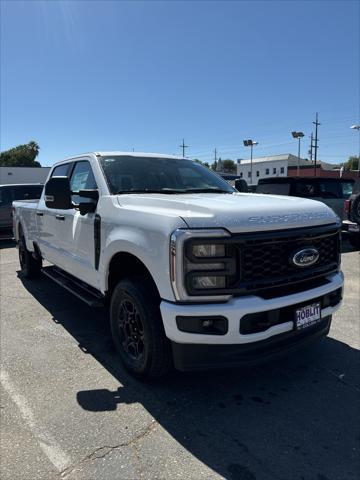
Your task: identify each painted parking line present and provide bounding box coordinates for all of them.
[0,369,71,472]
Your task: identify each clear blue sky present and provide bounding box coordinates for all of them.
[1,0,359,167]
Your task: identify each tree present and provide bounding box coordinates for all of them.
[222,159,237,173]
[343,156,359,171]
[0,141,41,167]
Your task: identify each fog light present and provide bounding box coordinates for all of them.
[176,316,228,335]
[202,319,213,328]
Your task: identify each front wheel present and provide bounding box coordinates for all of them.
[18,236,42,278]
[110,278,172,379]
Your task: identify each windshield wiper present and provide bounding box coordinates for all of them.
[116,187,233,195]
[181,188,233,194]
[116,189,182,195]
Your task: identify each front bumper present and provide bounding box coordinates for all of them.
[160,271,344,369]
[171,316,332,371]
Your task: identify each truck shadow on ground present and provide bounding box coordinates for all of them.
[19,275,359,480]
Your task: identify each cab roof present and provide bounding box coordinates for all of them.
[53,151,185,166]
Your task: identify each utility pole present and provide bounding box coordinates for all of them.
[313,113,320,176]
[179,139,188,157]
[308,133,314,162]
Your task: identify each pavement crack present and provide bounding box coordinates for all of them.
[316,365,360,392]
[58,420,157,478]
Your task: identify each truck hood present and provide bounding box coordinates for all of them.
[117,192,339,233]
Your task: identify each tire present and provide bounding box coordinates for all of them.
[348,232,360,250]
[351,193,360,223]
[110,277,172,379]
[18,235,42,278]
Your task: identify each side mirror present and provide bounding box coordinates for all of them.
[45,176,72,209]
[78,189,99,200]
[234,179,248,192]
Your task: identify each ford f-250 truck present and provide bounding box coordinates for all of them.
[13,152,344,379]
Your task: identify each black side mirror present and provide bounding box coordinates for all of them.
[45,176,72,209]
[78,189,99,200]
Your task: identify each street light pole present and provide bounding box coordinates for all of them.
[243,139,258,185]
[350,125,360,177]
[250,143,253,184]
[291,131,305,176]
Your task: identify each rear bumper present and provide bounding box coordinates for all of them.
[342,220,360,232]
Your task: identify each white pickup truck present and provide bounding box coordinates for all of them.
[13,152,344,379]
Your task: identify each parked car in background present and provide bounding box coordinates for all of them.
[0,184,43,232]
[256,177,354,223]
[344,181,360,249]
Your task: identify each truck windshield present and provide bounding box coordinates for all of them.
[99,156,235,194]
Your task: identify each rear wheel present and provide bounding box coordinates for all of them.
[110,277,172,379]
[18,235,42,278]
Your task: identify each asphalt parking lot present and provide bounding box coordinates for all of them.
[0,238,359,480]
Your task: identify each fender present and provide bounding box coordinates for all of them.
[99,224,181,301]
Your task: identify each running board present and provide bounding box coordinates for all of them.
[41,266,104,308]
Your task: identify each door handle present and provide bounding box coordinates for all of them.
[55,215,65,221]
[36,212,44,217]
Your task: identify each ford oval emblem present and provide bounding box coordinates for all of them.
[292,248,319,268]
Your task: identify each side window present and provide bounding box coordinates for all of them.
[294,181,317,198]
[69,161,97,204]
[318,181,341,199]
[341,182,353,198]
[0,187,12,206]
[13,186,44,200]
[256,183,290,195]
[51,163,71,177]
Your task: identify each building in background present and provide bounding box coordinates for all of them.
[236,154,358,185]
[0,166,50,185]
[236,154,304,185]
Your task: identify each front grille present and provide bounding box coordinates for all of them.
[230,224,340,295]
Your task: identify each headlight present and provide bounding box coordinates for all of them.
[170,229,238,302]
[191,244,225,258]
